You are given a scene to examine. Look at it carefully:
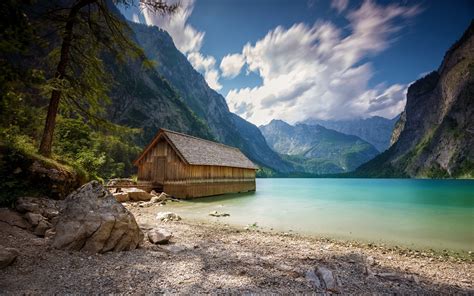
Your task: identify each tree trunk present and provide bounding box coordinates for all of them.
[38,0,94,156]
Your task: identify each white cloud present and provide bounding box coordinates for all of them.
[188,52,216,72]
[141,0,222,90]
[188,52,222,90]
[220,54,245,78]
[142,0,203,54]
[226,0,419,126]
[132,13,140,23]
[331,0,349,13]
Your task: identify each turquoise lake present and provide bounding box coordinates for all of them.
[164,179,474,252]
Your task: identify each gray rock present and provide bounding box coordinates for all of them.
[0,209,30,229]
[44,228,56,240]
[0,247,19,269]
[34,219,52,237]
[15,196,60,219]
[122,188,152,201]
[306,266,339,292]
[24,212,43,226]
[156,212,181,222]
[51,181,144,253]
[209,211,230,217]
[316,266,339,292]
[147,228,172,244]
[150,192,169,203]
[305,269,322,289]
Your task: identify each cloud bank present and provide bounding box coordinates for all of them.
[225,0,420,125]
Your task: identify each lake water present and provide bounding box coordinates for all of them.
[164,178,474,252]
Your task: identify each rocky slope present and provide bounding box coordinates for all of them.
[105,51,214,146]
[356,22,474,178]
[302,116,399,152]
[259,120,379,174]
[103,4,214,145]
[129,22,292,172]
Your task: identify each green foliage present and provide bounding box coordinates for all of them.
[53,118,141,180]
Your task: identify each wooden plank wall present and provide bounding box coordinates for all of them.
[164,180,256,199]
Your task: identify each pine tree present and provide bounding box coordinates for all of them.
[37,0,178,156]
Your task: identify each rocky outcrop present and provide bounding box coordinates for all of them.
[356,22,474,178]
[390,111,406,146]
[52,181,143,253]
[0,145,85,206]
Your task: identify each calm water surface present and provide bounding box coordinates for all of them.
[165,179,474,251]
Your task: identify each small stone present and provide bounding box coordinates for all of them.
[316,266,339,292]
[24,212,43,227]
[34,219,52,237]
[305,269,322,289]
[0,247,19,269]
[147,228,172,244]
[113,192,129,203]
[156,212,181,222]
[44,229,56,240]
[209,211,230,217]
[366,256,376,266]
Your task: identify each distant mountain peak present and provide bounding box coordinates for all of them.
[259,121,379,175]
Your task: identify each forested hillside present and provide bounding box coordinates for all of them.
[0,0,213,185]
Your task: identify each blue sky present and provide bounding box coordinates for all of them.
[120,0,473,125]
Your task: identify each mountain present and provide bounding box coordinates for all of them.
[104,48,215,146]
[301,116,399,152]
[356,22,474,178]
[259,120,379,174]
[129,22,292,172]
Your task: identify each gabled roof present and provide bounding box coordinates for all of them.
[133,129,258,170]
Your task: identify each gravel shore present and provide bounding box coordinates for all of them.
[0,202,472,294]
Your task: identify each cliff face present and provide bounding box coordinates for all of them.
[129,22,292,172]
[390,111,406,146]
[105,51,215,146]
[357,22,474,178]
[260,120,379,174]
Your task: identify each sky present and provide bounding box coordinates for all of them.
[120,0,473,126]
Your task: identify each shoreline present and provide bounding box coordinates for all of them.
[167,217,474,261]
[0,202,472,294]
[141,199,474,257]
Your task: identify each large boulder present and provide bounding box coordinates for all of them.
[51,181,144,253]
[0,247,19,269]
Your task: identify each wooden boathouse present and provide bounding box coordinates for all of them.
[133,129,257,198]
